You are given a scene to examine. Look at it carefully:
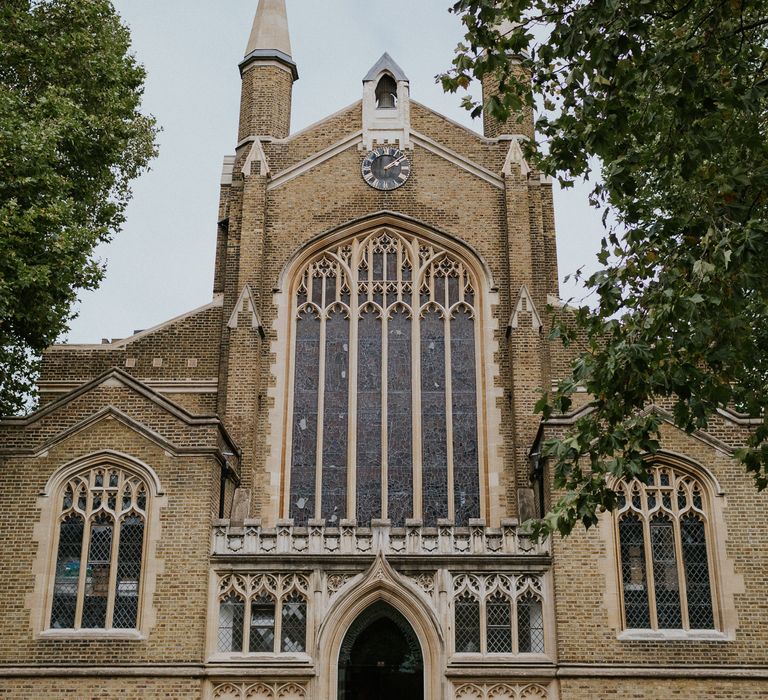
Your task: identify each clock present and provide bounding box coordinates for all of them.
[361,146,411,191]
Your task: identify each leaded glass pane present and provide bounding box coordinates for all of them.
[421,309,448,526]
[619,515,651,628]
[356,310,382,525]
[218,593,244,652]
[322,310,349,524]
[113,515,144,629]
[454,593,480,653]
[50,516,83,629]
[81,514,113,628]
[517,594,545,653]
[682,514,714,629]
[249,594,275,653]
[451,308,479,526]
[290,309,320,525]
[650,516,682,628]
[387,309,412,526]
[486,593,512,653]
[281,592,307,652]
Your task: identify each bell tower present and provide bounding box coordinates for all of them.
[238,0,298,141]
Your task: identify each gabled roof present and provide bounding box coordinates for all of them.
[363,52,409,83]
[0,367,241,467]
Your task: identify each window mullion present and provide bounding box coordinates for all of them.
[347,255,359,521]
[673,515,690,630]
[511,588,519,654]
[480,588,487,655]
[411,241,424,520]
[74,486,95,629]
[103,471,124,629]
[104,514,122,629]
[642,515,658,629]
[381,313,389,520]
[243,593,252,654]
[274,592,284,654]
[444,306,455,522]
[314,310,327,521]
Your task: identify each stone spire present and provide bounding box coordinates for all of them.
[238,0,297,141]
[245,0,292,59]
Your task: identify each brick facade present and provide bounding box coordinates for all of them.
[0,3,766,698]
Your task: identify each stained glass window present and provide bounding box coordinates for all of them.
[616,464,716,630]
[49,466,149,631]
[288,230,481,526]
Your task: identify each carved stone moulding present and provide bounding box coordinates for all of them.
[454,681,554,700]
[212,681,308,700]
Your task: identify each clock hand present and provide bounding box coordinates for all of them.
[384,155,406,171]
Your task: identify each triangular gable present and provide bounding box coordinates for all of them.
[508,284,542,333]
[363,52,409,82]
[227,285,266,337]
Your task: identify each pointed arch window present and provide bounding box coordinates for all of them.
[452,574,546,656]
[49,465,148,631]
[616,463,716,631]
[217,574,309,655]
[287,229,483,527]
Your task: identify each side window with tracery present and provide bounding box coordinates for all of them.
[452,574,546,656]
[288,229,482,527]
[217,574,309,655]
[49,465,148,631]
[616,463,716,631]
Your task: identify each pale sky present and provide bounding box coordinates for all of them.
[65,0,602,343]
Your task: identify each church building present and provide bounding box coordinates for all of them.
[1,1,767,698]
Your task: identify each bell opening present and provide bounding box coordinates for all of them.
[375,75,398,109]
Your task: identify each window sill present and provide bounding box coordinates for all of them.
[39,629,144,641]
[449,652,552,663]
[618,629,730,642]
[208,653,313,664]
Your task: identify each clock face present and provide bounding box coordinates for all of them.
[361,147,411,191]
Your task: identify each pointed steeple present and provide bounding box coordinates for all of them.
[245,0,292,59]
[240,0,298,80]
[238,0,297,141]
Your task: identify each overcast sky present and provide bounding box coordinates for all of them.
[65,0,602,343]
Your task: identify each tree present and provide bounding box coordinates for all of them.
[440,0,768,535]
[0,0,156,415]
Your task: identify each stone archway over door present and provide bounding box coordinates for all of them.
[338,601,424,700]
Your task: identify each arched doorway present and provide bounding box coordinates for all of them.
[338,601,424,700]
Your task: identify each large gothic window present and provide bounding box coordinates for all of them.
[615,463,716,631]
[287,229,482,526]
[49,465,148,631]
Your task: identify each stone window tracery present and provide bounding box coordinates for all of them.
[49,465,148,631]
[452,574,545,655]
[287,230,482,527]
[615,463,716,631]
[217,574,309,654]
